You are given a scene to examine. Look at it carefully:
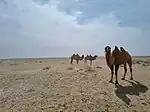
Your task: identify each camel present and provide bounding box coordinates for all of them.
[104,46,133,84]
[84,55,98,66]
[70,54,84,64]
[84,55,89,63]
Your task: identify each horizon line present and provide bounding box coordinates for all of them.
[0,55,150,60]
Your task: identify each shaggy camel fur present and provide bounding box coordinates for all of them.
[70,54,84,64]
[84,55,98,66]
[105,46,133,84]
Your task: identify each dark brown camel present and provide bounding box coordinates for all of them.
[105,46,133,84]
[70,54,84,64]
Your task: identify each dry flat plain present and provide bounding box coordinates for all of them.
[0,56,150,112]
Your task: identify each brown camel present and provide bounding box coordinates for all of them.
[84,55,98,66]
[105,46,133,84]
[70,54,84,64]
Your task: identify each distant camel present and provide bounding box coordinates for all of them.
[104,46,133,84]
[70,54,84,64]
[84,55,98,66]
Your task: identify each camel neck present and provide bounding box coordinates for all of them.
[105,52,113,66]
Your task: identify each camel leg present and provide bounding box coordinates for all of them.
[84,59,87,63]
[71,59,73,64]
[109,65,114,83]
[121,63,127,80]
[129,65,133,80]
[115,64,119,84]
[90,60,92,66]
[128,61,133,80]
[77,59,79,64]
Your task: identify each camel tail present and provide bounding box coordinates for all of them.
[127,57,132,67]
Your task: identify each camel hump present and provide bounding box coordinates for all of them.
[76,54,79,56]
[112,46,120,58]
[120,47,126,52]
[112,46,120,55]
[114,46,120,52]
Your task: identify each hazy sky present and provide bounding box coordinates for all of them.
[0,0,150,58]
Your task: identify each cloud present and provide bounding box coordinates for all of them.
[0,0,150,58]
[55,0,150,29]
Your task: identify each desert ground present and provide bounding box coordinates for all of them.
[0,56,150,112]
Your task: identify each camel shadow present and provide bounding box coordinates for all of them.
[115,80,148,105]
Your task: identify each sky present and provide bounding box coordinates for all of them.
[0,0,150,58]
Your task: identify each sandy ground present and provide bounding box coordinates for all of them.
[0,57,150,112]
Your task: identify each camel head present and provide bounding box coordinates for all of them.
[80,55,84,61]
[105,46,111,53]
[93,55,98,60]
[94,55,98,58]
